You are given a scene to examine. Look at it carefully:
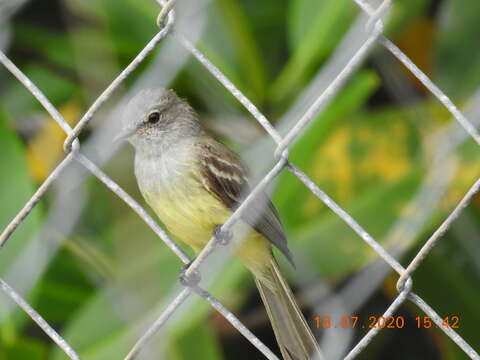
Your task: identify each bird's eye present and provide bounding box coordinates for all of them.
[147,111,160,124]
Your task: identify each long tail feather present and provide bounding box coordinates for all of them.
[255,258,322,360]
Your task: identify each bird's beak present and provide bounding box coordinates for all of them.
[113,128,135,145]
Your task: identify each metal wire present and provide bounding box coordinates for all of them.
[0,278,81,360]
[0,0,479,359]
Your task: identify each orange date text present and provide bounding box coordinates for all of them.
[313,315,459,329]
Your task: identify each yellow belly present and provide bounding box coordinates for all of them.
[148,184,229,250]
[144,176,272,277]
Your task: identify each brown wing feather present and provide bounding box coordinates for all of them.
[196,136,293,265]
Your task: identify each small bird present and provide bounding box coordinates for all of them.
[117,88,321,360]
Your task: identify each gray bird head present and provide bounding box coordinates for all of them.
[117,88,203,151]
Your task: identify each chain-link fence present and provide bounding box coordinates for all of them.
[0,0,479,359]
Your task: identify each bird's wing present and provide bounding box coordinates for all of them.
[195,136,293,265]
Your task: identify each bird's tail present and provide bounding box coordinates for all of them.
[254,258,322,360]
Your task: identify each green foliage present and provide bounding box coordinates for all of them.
[274,71,380,228]
[434,0,480,98]
[0,112,41,274]
[216,0,267,101]
[412,228,480,356]
[384,0,430,35]
[272,0,357,103]
[171,322,223,360]
[1,0,480,359]
[0,338,47,360]
[0,112,42,354]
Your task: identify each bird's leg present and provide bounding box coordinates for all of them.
[179,225,232,287]
[179,260,201,287]
[213,225,232,246]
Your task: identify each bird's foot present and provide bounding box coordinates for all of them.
[179,261,201,287]
[213,225,232,246]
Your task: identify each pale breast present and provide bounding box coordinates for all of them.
[134,141,231,249]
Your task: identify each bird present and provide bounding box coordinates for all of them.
[117,88,321,360]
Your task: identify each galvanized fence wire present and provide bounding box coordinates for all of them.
[0,0,479,359]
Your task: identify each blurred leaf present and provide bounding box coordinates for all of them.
[0,338,47,360]
[395,17,435,90]
[241,0,289,80]
[32,247,95,324]
[188,4,254,105]
[0,314,17,348]
[61,236,116,281]
[181,43,247,113]
[293,170,422,276]
[216,0,267,102]
[170,322,223,360]
[434,0,480,98]
[277,104,416,274]
[14,24,76,72]
[410,231,480,357]
[0,111,41,275]
[384,0,429,36]
[0,112,44,347]
[281,98,479,277]
[272,0,429,104]
[274,70,380,228]
[0,112,46,353]
[2,66,76,115]
[271,0,357,103]
[26,102,80,182]
[99,0,158,57]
